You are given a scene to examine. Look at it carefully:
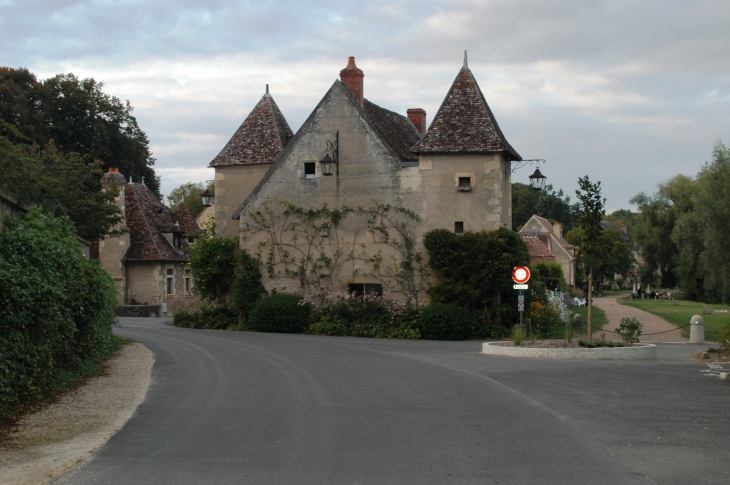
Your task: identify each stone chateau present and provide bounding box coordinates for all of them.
[209,54,523,302]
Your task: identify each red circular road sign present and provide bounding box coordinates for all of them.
[512,266,531,284]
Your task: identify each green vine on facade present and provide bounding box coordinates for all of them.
[241,199,428,307]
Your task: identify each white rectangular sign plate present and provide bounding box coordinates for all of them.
[513,284,528,289]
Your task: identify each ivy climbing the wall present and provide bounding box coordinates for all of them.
[241,199,428,307]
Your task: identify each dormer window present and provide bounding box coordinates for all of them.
[173,232,181,249]
[304,162,316,179]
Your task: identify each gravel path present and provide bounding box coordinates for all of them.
[0,342,153,485]
[591,294,688,343]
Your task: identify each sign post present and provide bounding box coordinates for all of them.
[512,266,531,333]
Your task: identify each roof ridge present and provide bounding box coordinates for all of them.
[129,184,164,260]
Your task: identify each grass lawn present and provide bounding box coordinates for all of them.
[549,305,608,339]
[618,297,729,341]
[602,289,631,296]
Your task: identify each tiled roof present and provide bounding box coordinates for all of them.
[209,89,294,167]
[531,215,574,249]
[411,67,520,160]
[173,202,200,235]
[123,184,194,261]
[363,98,421,164]
[522,235,556,263]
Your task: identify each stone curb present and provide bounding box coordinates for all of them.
[481,342,657,361]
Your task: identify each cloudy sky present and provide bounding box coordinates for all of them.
[2,0,729,211]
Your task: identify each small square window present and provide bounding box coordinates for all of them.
[167,269,174,276]
[365,283,383,297]
[455,221,464,234]
[458,177,471,191]
[304,162,316,178]
[348,283,365,297]
[188,237,194,244]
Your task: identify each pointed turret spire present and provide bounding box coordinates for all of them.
[209,87,294,166]
[411,58,521,161]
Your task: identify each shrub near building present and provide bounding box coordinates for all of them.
[0,208,118,421]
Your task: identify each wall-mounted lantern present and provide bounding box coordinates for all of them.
[319,131,339,177]
[201,189,214,207]
[508,159,547,191]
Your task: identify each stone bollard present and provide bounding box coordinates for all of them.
[572,314,584,339]
[690,315,705,344]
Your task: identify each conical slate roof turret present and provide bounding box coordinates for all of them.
[412,55,521,161]
[210,85,294,166]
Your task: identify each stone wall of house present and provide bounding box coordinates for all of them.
[214,163,271,239]
[403,152,511,238]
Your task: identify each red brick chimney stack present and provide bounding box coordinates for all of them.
[340,56,364,109]
[407,109,427,135]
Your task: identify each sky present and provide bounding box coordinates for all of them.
[1,0,729,212]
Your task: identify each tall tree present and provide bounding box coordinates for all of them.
[630,174,694,288]
[0,137,123,241]
[574,176,606,339]
[0,67,159,196]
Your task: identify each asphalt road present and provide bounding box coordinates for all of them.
[56,318,730,484]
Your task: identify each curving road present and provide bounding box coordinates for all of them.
[55,318,729,484]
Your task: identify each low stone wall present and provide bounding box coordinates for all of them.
[481,342,657,361]
[117,305,161,318]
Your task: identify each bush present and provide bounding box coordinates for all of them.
[0,208,118,420]
[172,306,237,330]
[306,291,420,339]
[616,317,643,345]
[231,249,265,320]
[417,303,473,340]
[190,237,238,302]
[249,293,310,333]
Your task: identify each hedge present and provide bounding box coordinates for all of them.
[0,208,118,420]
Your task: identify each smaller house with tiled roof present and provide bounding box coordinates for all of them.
[519,215,577,285]
[96,168,199,313]
[209,85,294,238]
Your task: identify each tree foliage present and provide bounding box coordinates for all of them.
[512,182,578,231]
[565,226,632,284]
[423,227,530,335]
[0,208,118,420]
[574,176,606,272]
[0,67,158,194]
[0,137,123,240]
[189,237,238,303]
[168,181,214,219]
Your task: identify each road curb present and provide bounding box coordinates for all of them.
[481,342,657,360]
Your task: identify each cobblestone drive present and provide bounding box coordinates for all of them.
[591,294,688,343]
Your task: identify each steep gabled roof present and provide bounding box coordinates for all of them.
[123,184,193,261]
[363,99,421,164]
[411,62,520,160]
[210,87,294,167]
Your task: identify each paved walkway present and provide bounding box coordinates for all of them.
[590,294,688,343]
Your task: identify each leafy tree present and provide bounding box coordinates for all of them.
[0,136,123,240]
[512,182,578,231]
[574,176,606,338]
[566,226,632,286]
[168,181,214,218]
[0,67,159,195]
[605,209,637,236]
[423,227,530,336]
[630,174,695,288]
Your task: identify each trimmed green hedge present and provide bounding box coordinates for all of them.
[0,208,118,420]
[173,306,238,330]
[249,293,310,333]
[417,303,474,340]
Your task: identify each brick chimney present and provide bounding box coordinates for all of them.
[407,109,427,135]
[340,56,364,109]
[100,167,126,188]
[553,221,563,239]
